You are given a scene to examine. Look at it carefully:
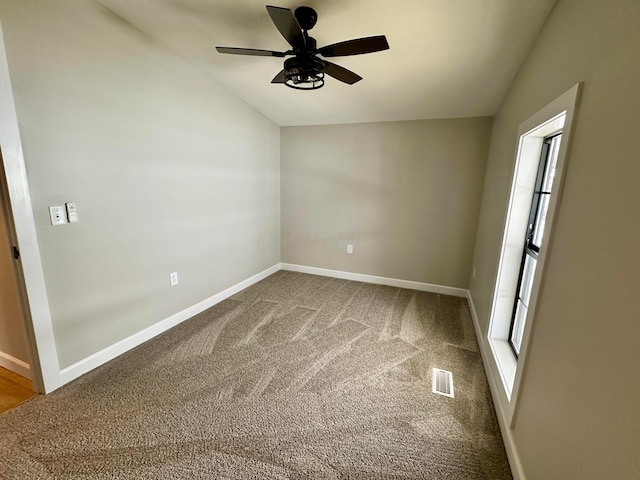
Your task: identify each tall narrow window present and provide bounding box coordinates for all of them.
[487,83,580,419]
[509,133,562,356]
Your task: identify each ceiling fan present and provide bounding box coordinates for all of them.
[216,5,389,90]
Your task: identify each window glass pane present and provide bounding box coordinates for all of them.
[532,194,550,246]
[509,132,562,359]
[541,135,562,192]
[511,300,528,355]
[519,254,537,307]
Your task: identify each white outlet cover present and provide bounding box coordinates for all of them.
[170,272,179,286]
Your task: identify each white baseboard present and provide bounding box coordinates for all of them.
[60,264,281,385]
[466,292,526,480]
[0,350,31,380]
[281,263,468,297]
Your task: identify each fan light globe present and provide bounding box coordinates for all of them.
[285,72,324,90]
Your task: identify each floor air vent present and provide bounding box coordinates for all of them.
[432,368,454,398]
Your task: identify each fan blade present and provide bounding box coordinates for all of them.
[216,47,286,57]
[319,35,389,57]
[323,61,362,85]
[271,69,286,84]
[266,5,305,49]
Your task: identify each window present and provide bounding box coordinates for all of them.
[509,134,562,356]
[485,82,581,426]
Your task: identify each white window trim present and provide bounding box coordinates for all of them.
[488,83,582,426]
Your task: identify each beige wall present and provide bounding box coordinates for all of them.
[0,0,280,369]
[470,0,640,478]
[281,118,491,288]
[0,179,29,364]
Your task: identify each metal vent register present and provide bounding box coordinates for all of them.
[432,368,454,398]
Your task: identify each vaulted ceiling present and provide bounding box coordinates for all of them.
[92,0,556,126]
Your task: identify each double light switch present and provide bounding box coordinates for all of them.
[49,202,78,226]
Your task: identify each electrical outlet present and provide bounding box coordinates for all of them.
[472,266,477,279]
[170,272,179,286]
[347,244,353,254]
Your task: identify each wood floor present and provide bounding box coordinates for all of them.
[0,366,36,414]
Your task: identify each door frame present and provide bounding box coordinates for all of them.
[0,148,61,394]
[0,23,61,393]
[0,158,39,385]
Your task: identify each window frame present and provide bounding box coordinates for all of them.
[485,83,582,427]
[508,133,561,357]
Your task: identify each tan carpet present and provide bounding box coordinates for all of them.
[0,271,512,479]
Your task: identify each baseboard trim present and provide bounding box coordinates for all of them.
[60,263,281,385]
[281,263,467,297]
[0,351,31,380]
[466,291,526,480]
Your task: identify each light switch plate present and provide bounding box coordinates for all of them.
[65,202,78,223]
[49,206,67,226]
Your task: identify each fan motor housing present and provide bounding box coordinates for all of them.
[294,6,318,30]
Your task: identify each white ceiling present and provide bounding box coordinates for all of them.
[98,0,557,126]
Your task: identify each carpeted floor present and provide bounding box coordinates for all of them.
[0,271,512,479]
